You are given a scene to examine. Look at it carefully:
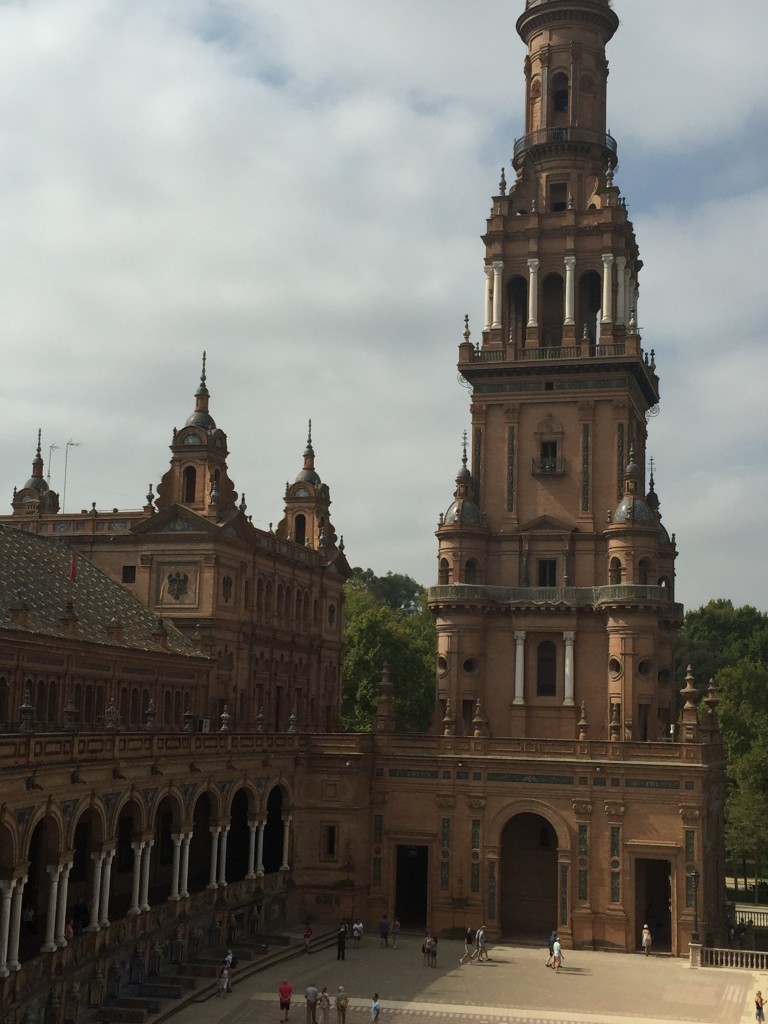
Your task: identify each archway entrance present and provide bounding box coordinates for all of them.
[500,813,558,940]
[635,858,672,953]
[395,845,428,929]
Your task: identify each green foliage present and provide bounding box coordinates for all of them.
[342,569,436,733]
[678,601,768,868]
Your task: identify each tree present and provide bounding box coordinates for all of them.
[342,569,436,732]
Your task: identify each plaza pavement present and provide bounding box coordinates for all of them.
[164,932,761,1024]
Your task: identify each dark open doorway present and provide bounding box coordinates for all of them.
[500,813,558,939]
[395,845,428,929]
[635,858,672,952]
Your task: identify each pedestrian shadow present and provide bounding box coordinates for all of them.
[556,966,591,975]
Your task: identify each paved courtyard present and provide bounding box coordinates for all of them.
[167,934,760,1024]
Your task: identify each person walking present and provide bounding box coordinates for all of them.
[337,920,348,961]
[378,914,389,947]
[552,935,563,973]
[319,986,331,1024]
[422,932,432,966]
[641,924,652,956]
[217,961,230,998]
[459,926,474,965]
[353,919,363,948]
[370,993,381,1022]
[391,917,401,949]
[335,985,349,1024]
[305,982,319,1024]
[429,934,438,968]
[476,923,489,962]
[279,978,293,1022]
[546,928,557,967]
[756,991,765,1023]
[303,921,313,955]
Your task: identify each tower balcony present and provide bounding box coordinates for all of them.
[458,337,660,407]
[429,583,683,621]
[512,126,617,171]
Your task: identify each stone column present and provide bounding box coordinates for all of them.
[87,853,104,933]
[563,256,576,326]
[492,260,504,329]
[139,841,153,912]
[6,876,26,972]
[0,879,16,977]
[55,861,73,947]
[527,258,540,328]
[179,833,191,899]
[42,864,63,952]
[99,850,114,928]
[218,826,230,887]
[601,254,614,324]
[169,834,183,901]
[513,631,526,706]
[563,631,576,706]
[484,265,493,330]
[208,827,221,888]
[280,816,292,872]
[615,256,627,325]
[128,841,145,916]
[246,821,258,879]
[256,820,266,877]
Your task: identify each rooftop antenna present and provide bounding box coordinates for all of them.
[62,440,82,513]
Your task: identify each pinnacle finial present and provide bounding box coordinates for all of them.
[196,350,209,396]
[307,418,313,447]
[461,430,468,468]
[498,167,507,196]
[201,350,206,385]
[36,428,42,459]
[463,314,471,342]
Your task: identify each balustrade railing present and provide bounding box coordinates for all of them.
[703,947,768,970]
[513,126,617,160]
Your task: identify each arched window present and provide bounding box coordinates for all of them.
[507,275,528,347]
[0,677,8,725]
[183,466,197,503]
[465,559,478,585]
[578,271,601,344]
[638,558,652,586]
[609,557,622,585]
[536,641,557,697]
[294,514,306,546]
[541,273,564,347]
[552,72,569,121]
[438,558,451,585]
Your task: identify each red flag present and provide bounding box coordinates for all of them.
[69,549,78,582]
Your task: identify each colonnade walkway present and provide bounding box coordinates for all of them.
[161,932,760,1024]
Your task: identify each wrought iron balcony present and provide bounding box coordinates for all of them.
[513,126,617,163]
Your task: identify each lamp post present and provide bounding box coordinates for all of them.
[690,868,701,944]
[62,440,81,513]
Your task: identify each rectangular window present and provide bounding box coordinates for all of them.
[121,565,136,583]
[541,440,557,471]
[549,182,567,212]
[324,825,337,859]
[538,559,557,587]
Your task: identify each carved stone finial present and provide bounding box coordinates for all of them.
[498,167,507,196]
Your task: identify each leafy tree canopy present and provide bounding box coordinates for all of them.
[342,568,436,733]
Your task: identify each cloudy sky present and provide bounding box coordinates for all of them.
[2,0,767,613]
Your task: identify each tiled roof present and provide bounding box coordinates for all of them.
[0,525,204,658]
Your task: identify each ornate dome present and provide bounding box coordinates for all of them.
[444,497,482,526]
[612,495,654,525]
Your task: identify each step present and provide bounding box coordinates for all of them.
[91,1008,147,1024]
[117,997,161,1014]
[137,983,184,1000]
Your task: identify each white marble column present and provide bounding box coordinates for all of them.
[492,260,504,329]
[208,827,221,888]
[218,826,230,887]
[128,841,145,916]
[179,833,191,899]
[527,258,540,328]
[170,834,183,901]
[41,865,62,952]
[563,631,576,706]
[99,850,114,928]
[601,254,614,324]
[615,256,627,325]
[139,841,153,912]
[0,879,16,977]
[484,266,493,330]
[563,256,576,326]
[6,876,25,972]
[246,822,258,879]
[87,853,104,933]
[280,816,292,872]
[513,631,526,706]
[256,820,266,877]
[55,861,73,947]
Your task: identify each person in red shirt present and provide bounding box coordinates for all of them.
[279,978,293,1022]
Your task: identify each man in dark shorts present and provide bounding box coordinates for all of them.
[279,978,293,1022]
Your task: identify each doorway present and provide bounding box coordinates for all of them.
[500,813,558,939]
[395,845,428,929]
[635,858,672,952]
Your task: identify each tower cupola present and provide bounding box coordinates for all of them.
[11,430,60,515]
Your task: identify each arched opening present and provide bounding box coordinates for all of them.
[24,815,62,960]
[69,807,104,933]
[188,793,214,895]
[0,676,8,726]
[294,514,306,546]
[182,466,197,503]
[263,787,286,875]
[638,558,652,586]
[438,558,451,585]
[609,557,622,586]
[551,71,569,125]
[113,798,143,920]
[500,813,558,939]
[541,273,564,347]
[149,795,181,906]
[226,789,251,883]
[536,641,557,697]
[529,76,542,131]
[464,559,479,585]
[578,270,601,344]
[47,682,59,725]
[506,275,528,346]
